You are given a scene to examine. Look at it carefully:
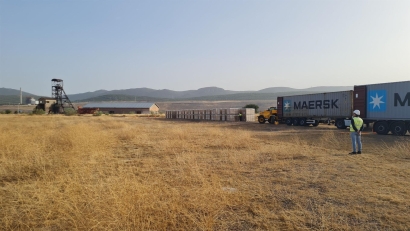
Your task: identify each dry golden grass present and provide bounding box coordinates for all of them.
[1,115,409,230]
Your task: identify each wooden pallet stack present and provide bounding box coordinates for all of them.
[166,108,255,122]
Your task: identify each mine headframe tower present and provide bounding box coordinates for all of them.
[51,79,75,114]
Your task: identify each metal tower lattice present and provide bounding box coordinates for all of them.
[51,79,75,114]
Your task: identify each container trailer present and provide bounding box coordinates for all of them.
[276,80,410,135]
[351,80,410,135]
[277,91,354,128]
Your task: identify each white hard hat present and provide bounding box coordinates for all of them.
[353,110,360,115]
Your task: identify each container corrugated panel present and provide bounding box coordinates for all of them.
[362,81,410,120]
[281,91,353,118]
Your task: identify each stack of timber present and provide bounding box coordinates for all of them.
[166,108,255,122]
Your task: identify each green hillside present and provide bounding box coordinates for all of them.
[0,96,35,105]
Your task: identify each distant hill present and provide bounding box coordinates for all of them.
[70,86,352,101]
[77,91,327,102]
[68,87,240,101]
[76,94,165,102]
[183,91,324,101]
[258,86,352,93]
[0,88,41,105]
[1,86,354,104]
[0,88,38,96]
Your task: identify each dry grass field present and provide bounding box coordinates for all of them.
[1,115,409,230]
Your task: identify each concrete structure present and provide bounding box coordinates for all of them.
[82,102,159,114]
[26,97,36,105]
[37,97,57,113]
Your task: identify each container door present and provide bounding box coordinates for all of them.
[277,97,283,118]
[354,86,367,118]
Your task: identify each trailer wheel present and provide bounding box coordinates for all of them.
[285,118,293,126]
[312,120,319,127]
[374,121,389,135]
[258,116,266,124]
[299,118,307,126]
[293,118,299,126]
[336,119,346,129]
[390,121,407,136]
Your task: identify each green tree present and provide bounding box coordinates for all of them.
[244,104,259,113]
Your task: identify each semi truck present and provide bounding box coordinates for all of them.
[276,80,410,136]
[351,80,410,135]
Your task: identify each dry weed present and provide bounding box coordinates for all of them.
[1,115,409,230]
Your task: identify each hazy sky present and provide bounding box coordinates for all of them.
[1,0,409,96]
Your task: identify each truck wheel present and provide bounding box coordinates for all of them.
[374,121,389,135]
[268,116,275,124]
[258,116,266,124]
[312,120,319,127]
[390,121,407,136]
[299,118,307,126]
[336,119,346,129]
[293,118,299,126]
[285,118,293,126]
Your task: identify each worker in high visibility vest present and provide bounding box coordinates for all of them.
[239,113,243,121]
[349,110,364,155]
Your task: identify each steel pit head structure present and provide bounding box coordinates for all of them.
[51,78,75,114]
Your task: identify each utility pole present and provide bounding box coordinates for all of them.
[18,88,22,114]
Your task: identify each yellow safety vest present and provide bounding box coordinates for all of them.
[350,117,363,132]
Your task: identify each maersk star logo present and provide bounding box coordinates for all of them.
[284,100,291,111]
[370,93,384,109]
[368,90,387,112]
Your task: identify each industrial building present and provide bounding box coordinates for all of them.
[82,102,159,114]
[37,97,57,113]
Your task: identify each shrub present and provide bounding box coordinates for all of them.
[93,111,103,116]
[32,109,46,115]
[64,108,77,116]
[5,109,12,114]
[245,104,259,113]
